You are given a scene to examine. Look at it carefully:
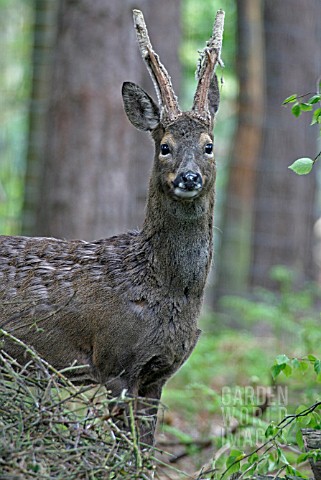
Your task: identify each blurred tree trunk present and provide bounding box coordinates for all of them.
[217,0,265,295]
[22,0,59,235]
[23,0,181,240]
[218,0,320,293]
[250,0,320,287]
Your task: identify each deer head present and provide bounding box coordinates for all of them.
[122,9,224,207]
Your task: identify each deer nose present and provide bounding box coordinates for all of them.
[176,171,203,191]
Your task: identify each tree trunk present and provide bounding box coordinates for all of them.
[217,0,265,295]
[302,429,321,480]
[24,0,181,240]
[22,0,59,235]
[218,0,320,294]
[250,0,320,287]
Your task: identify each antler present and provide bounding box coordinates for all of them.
[133,9,181,125]
[192,9,225,124]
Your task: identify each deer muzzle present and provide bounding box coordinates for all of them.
[172,170,203,199]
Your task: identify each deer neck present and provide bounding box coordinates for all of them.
[141,178,215,296]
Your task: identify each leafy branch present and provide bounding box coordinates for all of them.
[271,353,321,381]
[283,82,321,175]
[217,401,321,479]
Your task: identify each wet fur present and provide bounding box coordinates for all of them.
[0,84,219,445]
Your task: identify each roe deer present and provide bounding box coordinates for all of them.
[0,9,224,445]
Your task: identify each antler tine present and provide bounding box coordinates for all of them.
[133,9,181,124]
[192,9,225,123]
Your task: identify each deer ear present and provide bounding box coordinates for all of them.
[208,74,220,119]
[122,82,160,131]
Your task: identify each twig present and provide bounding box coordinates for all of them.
[0,330,161,478]
[129,399,143,468]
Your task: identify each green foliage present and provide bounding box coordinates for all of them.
[206,397,321,478]
[161,266,321,478]
[284,88,321,175]
[218,266,321,356]
[0,0,33,234]
[271,353,321,383]
[283,93,321,116]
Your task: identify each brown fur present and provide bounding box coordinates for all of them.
[0,45,220,447]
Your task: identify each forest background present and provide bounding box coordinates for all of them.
[1,0,321,478]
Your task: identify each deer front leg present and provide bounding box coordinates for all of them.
[136,381,163,447]
[106,375,162,447]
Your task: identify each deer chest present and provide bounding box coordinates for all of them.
[123,294,202,388]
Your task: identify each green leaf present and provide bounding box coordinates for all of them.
[226,450,244,475]
[292,103,302,117]
[299,102,313,112]
[249,453,259,464]
[241,462,256,476]
[288,157,314,175]
[286,464,308,478]
[297,452,310,464]
[283,363,293,377]
[291,358,301,369]
[311,108,321,125]
[314,359,321,375]
[308,94,321,104]
[295,404,311,427]
[295,404,308,415]
[257,457,270,475]
[308,412,321,429]
[265,422,278,438]
[276,354,290,365]
[298,361,309,373]
[230,449,244,458]
[271,363,286,379]
[307,354,317,362]
[283,94,297,105]
[295,405,308,420]
[226,461,240,475]
[276,446,289,465]
[296,429,304,450]
[279,449,289,465]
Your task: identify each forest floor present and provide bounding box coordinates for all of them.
[152,280,321,479]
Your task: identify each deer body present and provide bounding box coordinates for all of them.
[0,116,214,390]
[0,9,224,444]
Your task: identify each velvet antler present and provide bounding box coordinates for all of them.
[133,8,225,128]
[192,9,225,125]
[133,9,182,125]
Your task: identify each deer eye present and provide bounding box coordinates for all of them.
[205,143,213,154]
[160,143,171,155]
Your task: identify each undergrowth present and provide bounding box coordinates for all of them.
[160,267,321,479]
[0,330,156,479]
